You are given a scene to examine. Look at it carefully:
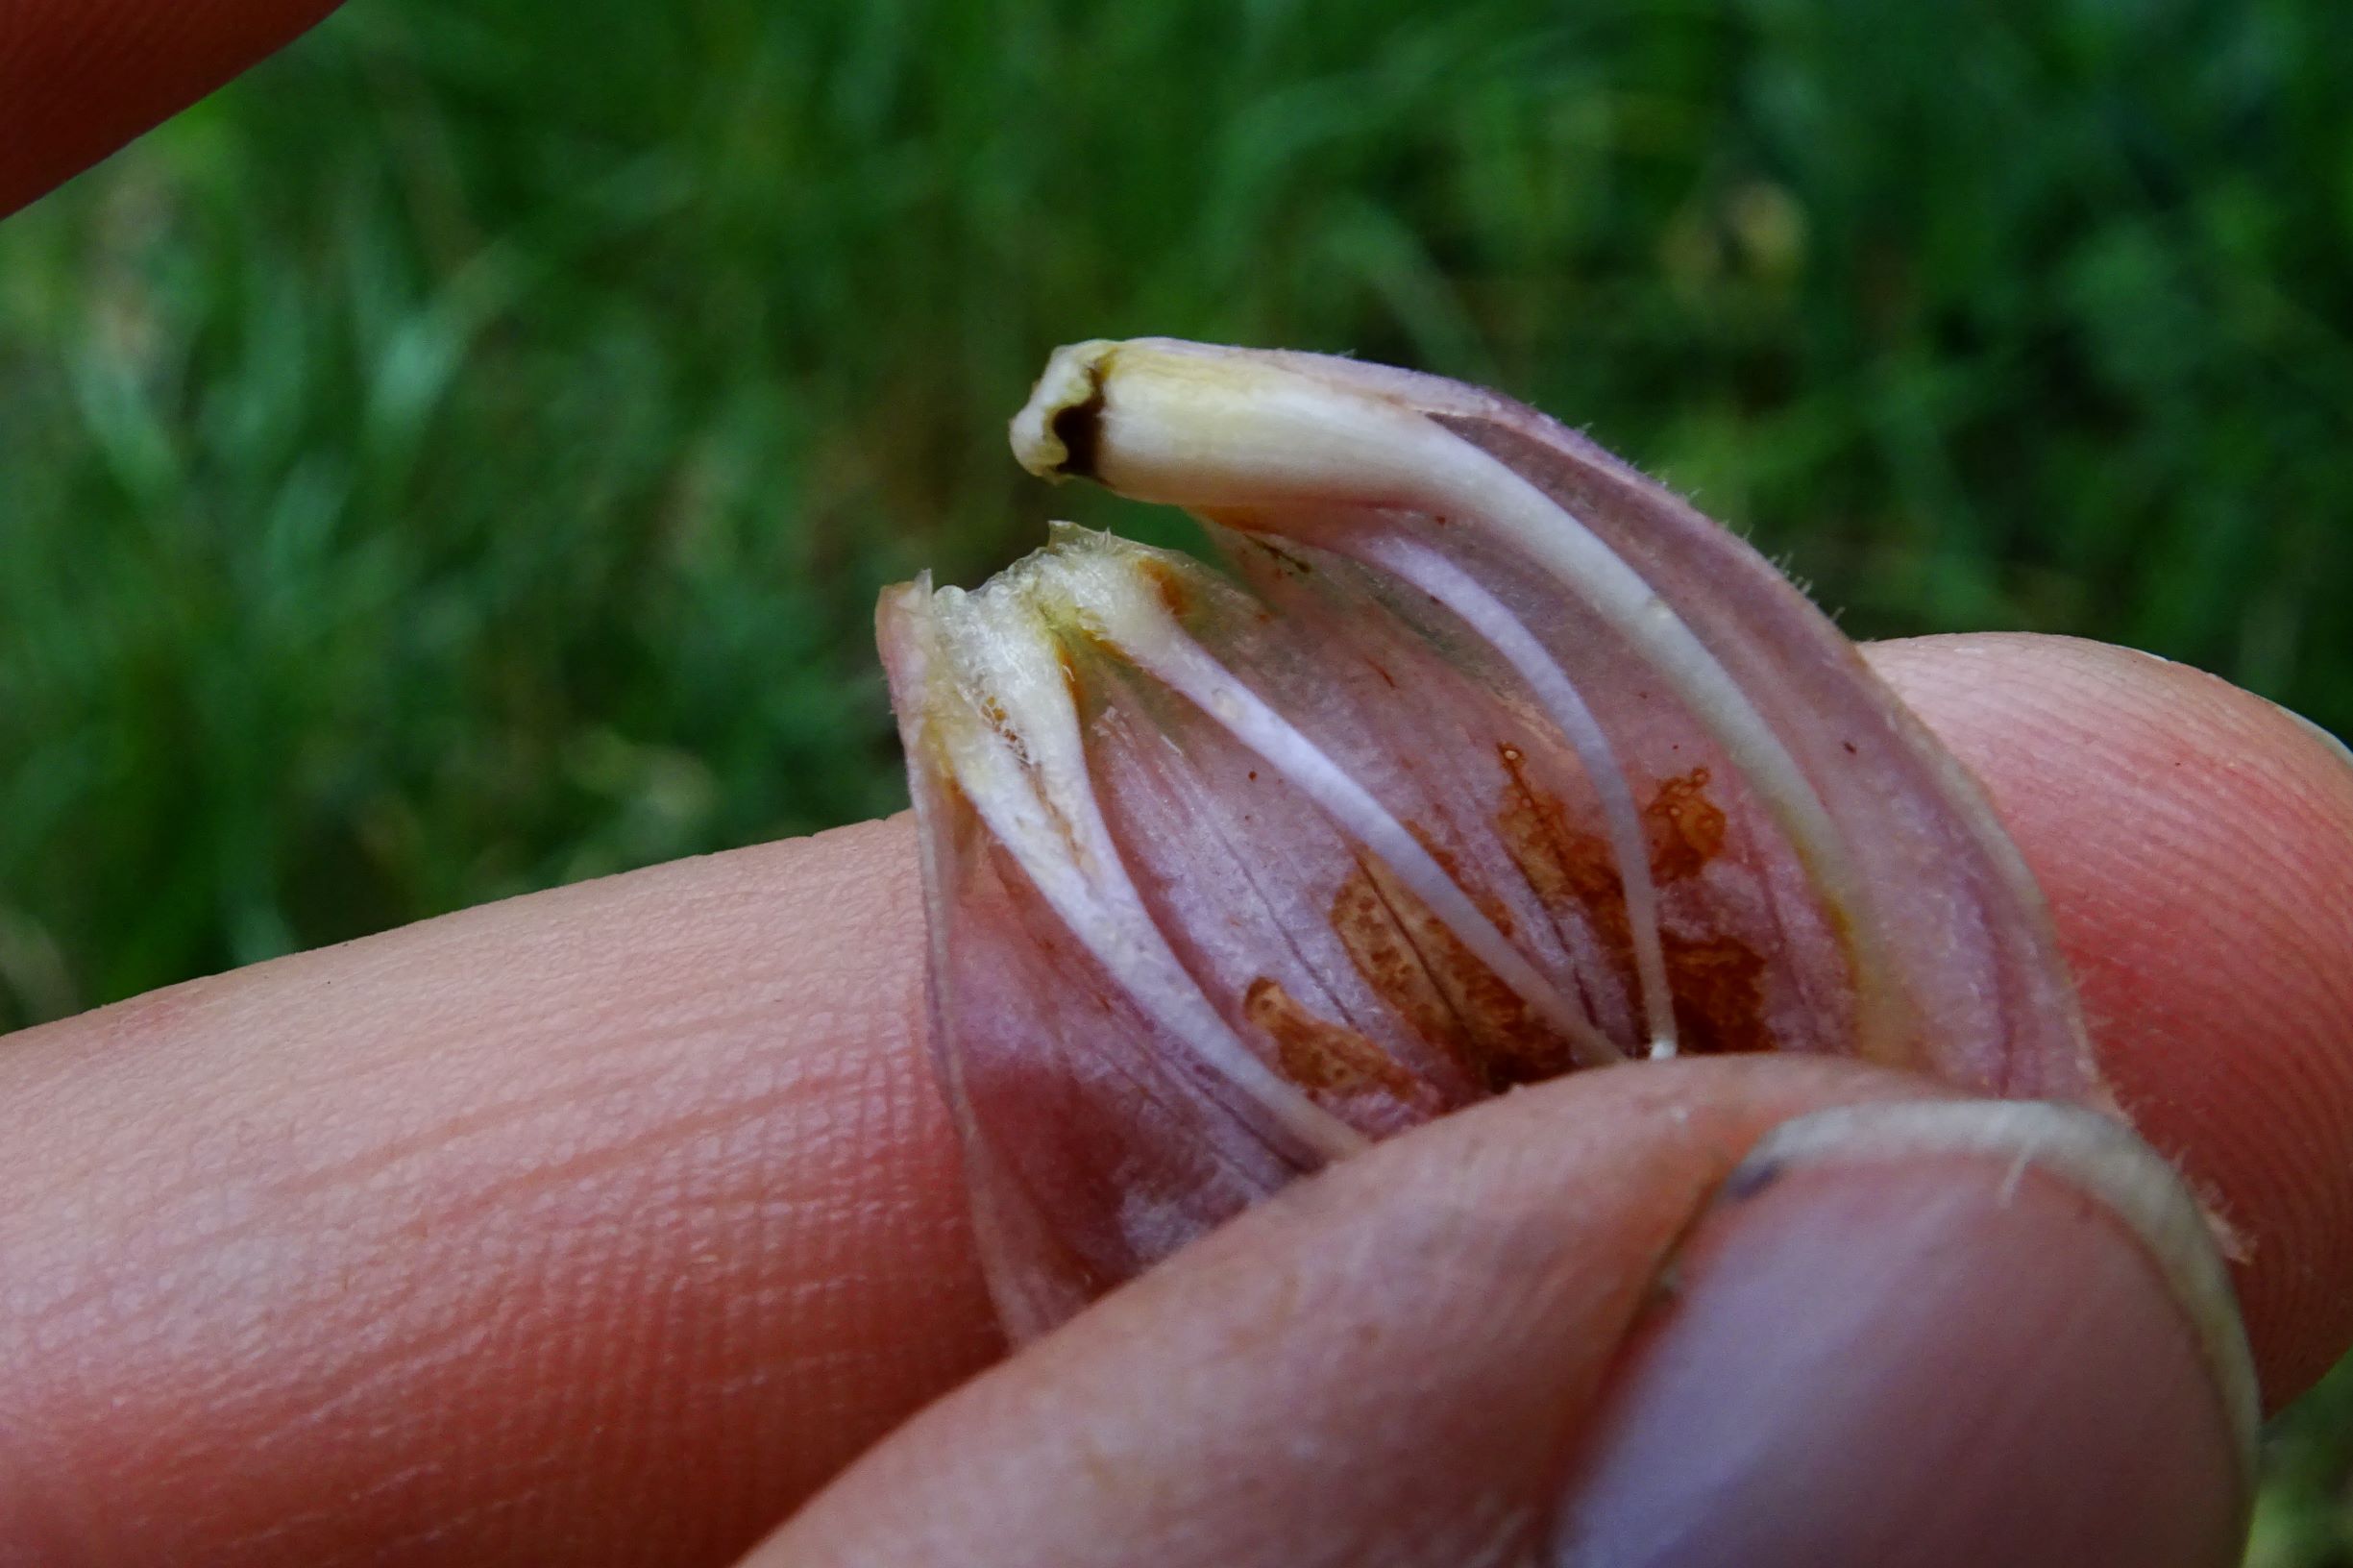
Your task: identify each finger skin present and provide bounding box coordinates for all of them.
[0,822,998,1564]
[1871,634,2353,1400]
[0,0,343,215]
[764,1063,2244,1568]
[0,634,2344,1562]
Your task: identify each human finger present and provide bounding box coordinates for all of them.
[1871,632,2353,1400]
[1,0,344,215]
[763,1060,2249,1568]
[0,821,997,1564]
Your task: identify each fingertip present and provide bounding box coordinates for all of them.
[1869,633,2353,1405]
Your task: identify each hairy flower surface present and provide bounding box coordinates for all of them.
[879,338,2101,1337]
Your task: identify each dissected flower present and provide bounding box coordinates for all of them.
[878,338,2102,1338]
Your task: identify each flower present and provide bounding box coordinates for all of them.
[880,338,2100,1337]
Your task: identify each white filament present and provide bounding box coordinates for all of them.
[925,582,1368,1162]
[1013,340,1903,1059]
[1068,566,1625,1069]
[1349,531,1679,1058]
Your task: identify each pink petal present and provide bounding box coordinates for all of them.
[881,339,2102,1337]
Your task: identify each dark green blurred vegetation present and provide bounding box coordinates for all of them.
[3,0,2351,1550]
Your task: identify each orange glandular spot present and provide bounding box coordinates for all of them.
[1492,747,1775,1058]
[1325,851,1579,1093]
[1242,976,1422,1099]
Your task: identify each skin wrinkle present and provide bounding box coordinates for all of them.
[260,944,867,1195]
[315,1137,774,1457]
[279,1041,760,1205]
[414,1075,867,1237]
[0,1409,105,1564]
[229,1281,500,1452]
[111,852,822,1135]
[98,1253,482,1545]
[19,1021,839,1384]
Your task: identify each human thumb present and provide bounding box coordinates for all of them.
[756,1057,2252,1568]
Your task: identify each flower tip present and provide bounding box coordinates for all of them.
[874,575,942,716]
[1011,339,1122,482]
[874,573,935,646]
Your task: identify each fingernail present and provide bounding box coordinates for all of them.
[1551,1099,2257,1568]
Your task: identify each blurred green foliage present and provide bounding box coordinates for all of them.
[2,0,2351,1550]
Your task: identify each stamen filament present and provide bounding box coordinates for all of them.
[924,583,1368,1161]
[1348,530,1680,1058]
[1013,340,1903,1057]
[1066,569,1625,1069]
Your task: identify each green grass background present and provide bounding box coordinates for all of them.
[3,0,2350,1553]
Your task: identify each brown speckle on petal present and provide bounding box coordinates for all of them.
[1330,853,1579,1093]
[1243,977,1420,1099]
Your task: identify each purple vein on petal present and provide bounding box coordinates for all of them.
[913,570,1367,1163]
[1345,528,1679,1058]
[1011,338,1910,1061]
[1069,561,1624,1070]
[888,336,2110,1341]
